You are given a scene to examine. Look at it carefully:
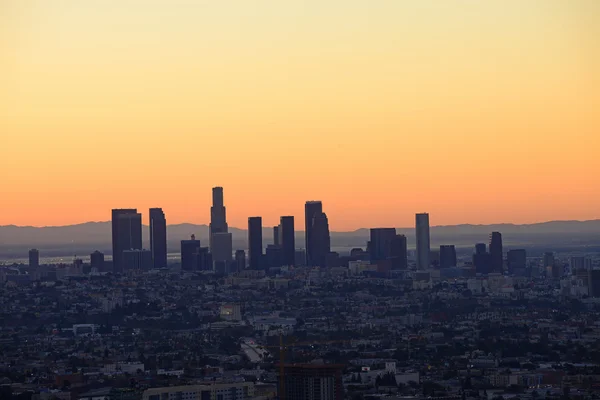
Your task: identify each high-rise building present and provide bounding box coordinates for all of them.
[280,216,295,266]
[122,249,153,271]
[273,225,281,246]
[235,249,246,273]
[90,250,105,271]
[282,364,344,400]
[111,209,143,273]
[149,208,167,268]
[369,228,397,262]
[507,249,527,275]
[181,235,201,271]
[439,245,457,268]
[248,217,263,270]
[212,232,233,266]
[571,256,592,272]
[310,212,331,267]
[489,232,503,274]
[390,234,408,269]
[543,252,555,268]
[265,244,283,269]
[29,249,39,268]
[473,243,491,274]
[209,187,229,250]
[195,247,212,271]
[305,201,323,266]
[416,213,431,270]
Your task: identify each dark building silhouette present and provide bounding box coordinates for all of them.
[489,232,503,273]
[209,186,229,251]
[29,249,39,268]
[181,235,201,271]
[90,250,105,271]
[282,364,344,400]
[388,234,408,269]
[212,232,233,267]
[305,201,323,266]
[473,243,491,274]
[195,247,212,271]
[589,270,600,297]
[248,217,263,269]
[273,225,281,246]
[149,208,167,268]
[122,249,152,271]
[235,249,246,273]
[111,209,142,273]
[295,249,306,267]
[310,212,331,267]
[416,213,431,270]
[507,249,527,275]
[369,228,397,262]
[280,216,295,266]
[439,245,457,268]
[265,244,283,269]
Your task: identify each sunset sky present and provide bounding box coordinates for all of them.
[1,0,599,230]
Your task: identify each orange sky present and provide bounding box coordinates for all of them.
[1,0,599,230]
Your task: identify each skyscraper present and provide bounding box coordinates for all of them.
[111,209,142,273]
[90,250,105,271]
[122,249,153,271]
[489,232,503,273]
[248,217,263,270]
[473,243,491,274]
[149,208,167,268]
[235,249,246,273]
[310,212,331,267]
[212,232,233,267]
[439,245,457,268]
[305,201,323,266]
[181,235,201,271]
[209,187,232,267]
[507,249,527,275]
[369,228,397,262]
[273,225,281,246]
[390,234,408,269]
[416,213,431,270]
[29,249,39,268]
[280,216,295,266]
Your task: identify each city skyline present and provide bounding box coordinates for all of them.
[2,1,599,229]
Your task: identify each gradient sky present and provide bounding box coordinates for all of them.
[1,0,598,230]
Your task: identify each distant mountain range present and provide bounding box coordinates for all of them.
[0,219,599,259]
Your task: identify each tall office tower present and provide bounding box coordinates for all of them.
[265,245,283,269]
[310,212,331,267]
[212,232,233,267]
[90,250,105,271]
[111,209,143,273]
[282,364,344,400]
[416,213,431,270]
[181,235,201,271]
[304,201,323,266]
[280,216,295,266]
[507,249,527,275]
[149,208,167,268]
[248,217,263,269]
[28,249,40,268]
[122,249,153,271]
[489,232,503,273]
[273,225,281,246]
[390,234,408,269]
[209,187,229,250]
[473,243,491,274]
[195,247,212,271]
[369,228,397,262]
[439,245,457,268]
[235,250,246,273]
[571,256,592,272]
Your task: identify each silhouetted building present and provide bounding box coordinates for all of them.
[181,235,201,271]
[273,225,281,246]
[305,201,323,266]
[248,217,263,270]
[507,249,527,275]
[430,249,440,268]
[416,213,431,270]
[149,208,167,268]
[489,232,503,274]
[473,243,491,274]
[122,249,152,271]
[111,209,142,273]
[310,212,331,267]
[235,249,246,273]
[280,216,295,266]
[439,245,457,268]
[195,247,212,271]
[369,228,397,262]
[90,250,105,271]
[212,232,233,266]
[544,252,555,268]
[390,234,408,269]
[295,249,306,267]
[282,364,344,400]
[29,249,39,268]
[209,186,230,252]
[571,256,592,272]
[265,245,283,269]
[589,270,600,297]
[350,248,370,261]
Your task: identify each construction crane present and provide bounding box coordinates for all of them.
[258,334,350,400]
